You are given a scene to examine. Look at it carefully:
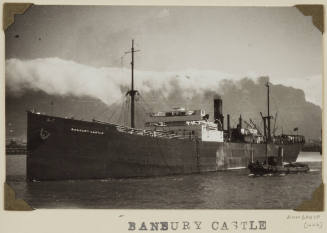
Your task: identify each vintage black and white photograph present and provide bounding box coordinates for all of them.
[4,4,323,210]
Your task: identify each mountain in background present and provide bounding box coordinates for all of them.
[5,77,322,142]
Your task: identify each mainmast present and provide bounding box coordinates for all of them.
[260,82,272,163]
[126,39,140,128]
[260,82,272,142]
[265,82,272,142]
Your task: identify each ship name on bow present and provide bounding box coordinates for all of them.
[70,127,104,135]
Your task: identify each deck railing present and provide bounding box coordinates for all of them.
[115,125,196,140]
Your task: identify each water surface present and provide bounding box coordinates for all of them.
[6,152,322,209]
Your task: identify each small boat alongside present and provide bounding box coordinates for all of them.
[248,160,309,176]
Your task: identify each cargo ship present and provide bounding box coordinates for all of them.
[26,40,305,181]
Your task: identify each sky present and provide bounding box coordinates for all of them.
[5,5,322,106]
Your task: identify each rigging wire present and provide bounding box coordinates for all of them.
[104,105,117,122]
[125,97,130,126]
[122,98,127,126]
[107,96,124,122]
[138,95,150,110]
[116,100,125,125]
[121,98,126,126]
[134,103,145,128]
[138,94,153,113]
[107,105,118,122]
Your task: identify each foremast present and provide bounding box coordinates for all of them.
[126,39,140,128]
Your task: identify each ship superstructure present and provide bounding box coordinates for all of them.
[145,106,223,143]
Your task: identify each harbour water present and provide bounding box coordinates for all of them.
[6,152,322,209]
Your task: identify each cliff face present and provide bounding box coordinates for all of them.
[5,77,322,141]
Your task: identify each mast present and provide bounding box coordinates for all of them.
[266,82,271,142]
[126,39,140,128]
[265,82,273,164]
[130,40,135,128]
[260,82,272,165]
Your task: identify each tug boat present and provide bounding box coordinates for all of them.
[248,148,309,176]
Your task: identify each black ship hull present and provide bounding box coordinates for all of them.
[27,112,302,180]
